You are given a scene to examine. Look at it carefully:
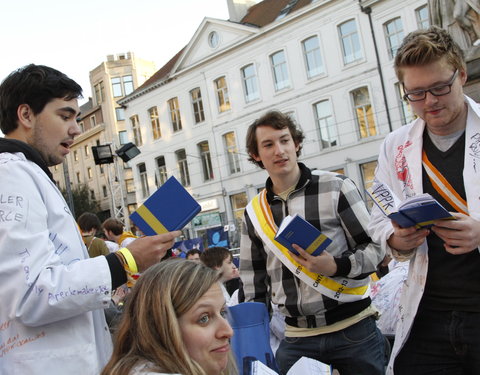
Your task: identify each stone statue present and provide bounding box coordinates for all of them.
[429,0,480,49]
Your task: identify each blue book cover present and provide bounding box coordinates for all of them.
[367,182,455,228]
[274,214,332,256]
[130,176,201,236]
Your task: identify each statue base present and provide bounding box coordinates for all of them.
[465,47,480,102]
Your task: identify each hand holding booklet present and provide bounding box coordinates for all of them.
[274,213,332,256]
[248,356,332,375]
[366,181,455,228]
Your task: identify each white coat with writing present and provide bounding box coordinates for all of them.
[368,96,480,374]
[0,152,113,374]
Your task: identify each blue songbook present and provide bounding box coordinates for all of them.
[366,182,455,228]
[274,214,332,256]
[130,176,201,235]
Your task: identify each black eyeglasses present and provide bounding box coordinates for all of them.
[402,70,459,102]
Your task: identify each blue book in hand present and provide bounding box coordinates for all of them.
[366,182,455,228]
[274,214,332,256]
[130,176,201,236]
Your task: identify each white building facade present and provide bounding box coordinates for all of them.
[119,0,429,247]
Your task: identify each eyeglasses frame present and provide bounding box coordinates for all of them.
[402,69,459,102]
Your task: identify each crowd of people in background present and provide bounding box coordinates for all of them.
[1,25,480,375]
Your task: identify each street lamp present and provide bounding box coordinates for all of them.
[92,142,141,229]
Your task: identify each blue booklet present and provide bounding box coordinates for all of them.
[366,182,455,228]
[274,214,332,256]
[130,176,201,236]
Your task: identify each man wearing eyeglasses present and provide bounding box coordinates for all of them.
[369,26,480,374]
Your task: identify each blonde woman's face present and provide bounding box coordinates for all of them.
[178,283,233,375]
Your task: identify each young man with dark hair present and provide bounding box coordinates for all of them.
[201,246,239,305]
[239,110,385,375]
[186,248,202,261]
[0,64,180,374]
[77,212,109,258]
[369,26,480,374]
[102,217,137,248]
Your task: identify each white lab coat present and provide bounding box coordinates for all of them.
[368,96,480,374]
[0,152,113,374]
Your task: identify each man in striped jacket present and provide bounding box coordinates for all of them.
[239,110,385,375]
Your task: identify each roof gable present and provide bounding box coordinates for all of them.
[172,17,259,72]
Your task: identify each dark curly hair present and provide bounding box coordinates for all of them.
[245,110,304,169]
[0,64,82,134]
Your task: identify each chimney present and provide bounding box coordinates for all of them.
[227,0,260,22]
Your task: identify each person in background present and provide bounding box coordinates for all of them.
[186,248,202,262]
[239,110,385,375]
[77,212,110,258]
[101,258,237,375]
[0,64,180,374]
[200,247,239,306]
[368,26,480,374]
[103,218,138,248]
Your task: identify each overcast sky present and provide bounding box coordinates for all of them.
[1,0,230,103]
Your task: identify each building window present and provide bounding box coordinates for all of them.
[112,77,122,97]
[90,190,95,200]
[123,75,134,96]
[208,31,219,48]
[313,100,338,149]
[102,185,108,198]
[130,115,143,146]
[176,149,190,187]
[76,172,81,184]
[241,64,260,103]
[149,106,161,140]
[94,81,104,105]
[339,19,363,64]
[190,88,205,124]
[302,36,324,78]
[223,132,241,175]
[78,121,85,133]
[112,76,134,97]
[416,5,429,29]
[270,50,290,91]
[84,145,90,157]
[119,130,128,145]
[115,107,125,121]
[90,115,96,128]
[384,17,404,58]
[230,192,248,238]
[73,150,79,162]
[155,156,168,187]
[395,83,416,125]
[214,76,231,113]
[198,141,214,181]
[99,165,104,174]
[138,163,150,198]
[351,87,376,138]
[360,160,378,209]
[87,167,93,179]
[125,178,135,193]
[168,97,182,132]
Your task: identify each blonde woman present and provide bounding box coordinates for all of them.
[101,258,237,375]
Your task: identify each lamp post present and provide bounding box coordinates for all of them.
[92,142,140,230]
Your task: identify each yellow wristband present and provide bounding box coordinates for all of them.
[117,248,138,274]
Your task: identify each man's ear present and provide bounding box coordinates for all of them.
[251,153,261,162]
[17,104,35,130]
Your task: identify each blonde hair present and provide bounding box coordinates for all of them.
[394,26,466,82]
[101,258,238,375]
